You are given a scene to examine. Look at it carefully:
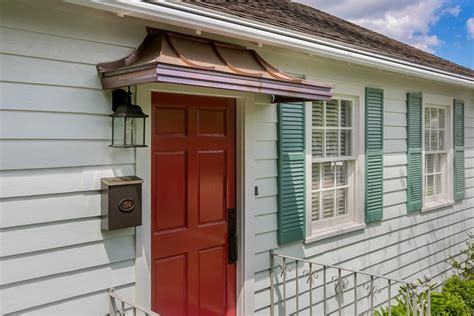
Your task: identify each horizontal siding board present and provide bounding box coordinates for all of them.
[384,139,406,153]
[0,140,134,170]
[3,142,133,169]
[255,159,278,179]
[1,236,135,285]
[0,218,134,257]
[254,196,278,216]
[0,192,101,228]
[384,112,406,127]
[0,54,101,89]
[0,82,112,114]
[0,164,134,198]
[0,27,133,65]
[0,111,111,140]
[254,201,473,272]
[0,0,144,47]
[255,177,278,198]
[255,140,277,160]
[255,123,277,141]
[0,260,135,314]
[20,285,135,316]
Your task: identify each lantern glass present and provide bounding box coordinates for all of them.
[112,117,125,146]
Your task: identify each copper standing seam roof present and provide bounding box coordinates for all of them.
[96,28,333,102]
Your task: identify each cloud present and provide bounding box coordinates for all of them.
[468,17,474,39]
[295,0,449,53]
[441,6,461,17]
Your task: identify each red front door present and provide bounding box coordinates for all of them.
[151,92,236,316]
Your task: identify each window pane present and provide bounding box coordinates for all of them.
[325,100,338,127]
[430,130,438,151]
[430,108,438,129]
[426,175,434,196]
[335,162,347,186]
[439,109,445,129]
[439,130,445,150]
[340,130,351,156]
[435,153,443,173]
[336,188,347,216]
[425,130,430,151]
[311,192,320,221]
[312,102,323,127]
[322,162,335,188]
[312,163,320,190]
[426,154,435,174]
[323,190,335,219]
[435,174,442,195]
[312,129,323,157]
[325,130,338,157]
[424,108,430,127]
[340,101,352,127]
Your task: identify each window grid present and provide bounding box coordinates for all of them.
[311,99,354,224]
[424,106,447,199]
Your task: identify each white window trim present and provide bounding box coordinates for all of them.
[422,102,455,211]
[305,94,365,242]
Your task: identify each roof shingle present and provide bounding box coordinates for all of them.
[183,0,474,78]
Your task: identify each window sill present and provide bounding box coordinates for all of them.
[422,200,455,212]
[304,222,366,244]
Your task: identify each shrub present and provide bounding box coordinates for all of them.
[442,275,474,311]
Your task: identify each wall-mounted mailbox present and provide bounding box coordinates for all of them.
[101,176,143,230]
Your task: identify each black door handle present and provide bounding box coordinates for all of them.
[228,208,237,264]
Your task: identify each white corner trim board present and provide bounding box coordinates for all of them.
[65,0,474,88]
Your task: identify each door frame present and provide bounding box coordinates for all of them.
[134,83,257,316]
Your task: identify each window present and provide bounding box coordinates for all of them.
[309,98,357,229]
[423,105,450,206]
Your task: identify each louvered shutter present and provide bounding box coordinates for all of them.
[365,88,384,222]
[277,103,306,244]
[406,92,423,212]
[454,99,465,201]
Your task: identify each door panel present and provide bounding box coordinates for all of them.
[151,92,236,316]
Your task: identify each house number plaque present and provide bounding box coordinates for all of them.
[119,198,136,212]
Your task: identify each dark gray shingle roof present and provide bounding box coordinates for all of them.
[184,0,474,78]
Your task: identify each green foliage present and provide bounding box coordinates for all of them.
[430,291,469,315]
[377,234,474,315]
[442,275,474,311]
[447,233,474,281]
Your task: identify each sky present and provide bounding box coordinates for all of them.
[295,0,474,70]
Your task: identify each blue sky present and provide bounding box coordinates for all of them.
[297,0,474,70]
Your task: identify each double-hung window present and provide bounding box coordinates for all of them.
[423,105,451,206]
[309,98,357,231]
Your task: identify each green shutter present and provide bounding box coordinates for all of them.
[365,88,384,222]
[277,103,306,245]
[454,99,465,201]
[406,92,423,212]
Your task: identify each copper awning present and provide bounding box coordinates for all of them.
[97,28,332,102]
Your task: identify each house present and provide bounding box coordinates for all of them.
[0,0,473,315]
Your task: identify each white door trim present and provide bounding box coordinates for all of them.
[135,83,256,316]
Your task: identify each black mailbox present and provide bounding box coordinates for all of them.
[101,176,143,230]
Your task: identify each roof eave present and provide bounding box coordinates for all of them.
[66,0,474,88]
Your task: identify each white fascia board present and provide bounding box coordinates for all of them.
[66,0,474,88]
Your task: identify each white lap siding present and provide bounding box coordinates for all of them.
[0,0,145,314]
[251,53,473,314]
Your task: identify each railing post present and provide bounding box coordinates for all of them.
[338,269,342,316]
[353,272,357,316]
[270,251,275,316]
[309,263,313,316]
[296,259,299,315]
[387,280,392,316]
[323,266,327,316]
[369,276,374,316]
[426,287,431,316]
[283,257,287,316]
[412,286,418,316]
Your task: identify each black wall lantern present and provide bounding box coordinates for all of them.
[110,87,148,148]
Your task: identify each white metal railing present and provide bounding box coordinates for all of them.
[270,252,432,316]
[109,288,159,316]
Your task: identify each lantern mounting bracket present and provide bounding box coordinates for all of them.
[112,88,131,112]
